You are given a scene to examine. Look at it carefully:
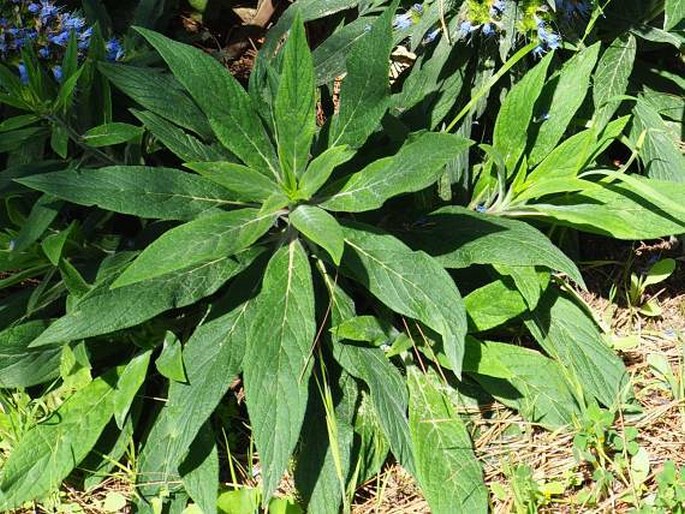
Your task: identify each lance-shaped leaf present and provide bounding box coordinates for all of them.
[340,222,467,376]
[138,277,258,499]
[243,240,316,501]
[185,161,280,203]
[274,13,316,179]
[464,338,582,429]
[493,53,552,173]
[30,252,259,347]
[402,206,585,287]
[524,178,685,239]
[592,34,636,133]
[328,2,396,148]
[408,369,488,514]
[112,208,276,287]
[135,27,279,178]
[298,145,355,199]
[528,43,601,165]
[17,166,237,221]
[0,356,147,510]
[322,133,472,212]
[465,279,528,333]
[525,291,630,408]
[132,109,230,163]
[333,340,415,474]
[0,321,60,387]
[98,62,213,138]
[290,205,344,264]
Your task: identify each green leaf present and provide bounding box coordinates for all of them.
[130,109,232,161]
[404,206,585,287]
[328,2,396,148]
[43,225,74,267]
[408,369,487,514]
[17,166,237,221]
[113,351,151,428]
[528,43,601,165]
[593,34,636,132]
[294,367,357,514]
[217,488,260,514]
[465,338,583,429]
[180,424,219,514]
[340,222,466,376]
[98,62,213,138]
[132,109,230,163]
[664,0,685,30]
[82,122,143,147]
[630,99,685,182]
[155,332,187,383]
[313,17,370,86]
[643,258,676,287]
[31,252,258,346]
[331,315,393,345]
[12,194,63,252]
[243,240,316,501]
[524,177,685,239]
[333,341,415,475]
[494,264,547,310]
[494,53,552,173]
[0,114,39,133]
[138,278,257,499]
[113,208,276,287]
[0,321,60,388]
[525,291,630,407]
[290,205,344,265]
[525,128,597,182]
[464,279,528,333]
[185,161,280,202]
[274,13,316,180]
[0,360,144,509]
[298,145,355,199]
[322,133,472,212]
[135,27,279,179]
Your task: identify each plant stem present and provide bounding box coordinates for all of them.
[444,41,538,133]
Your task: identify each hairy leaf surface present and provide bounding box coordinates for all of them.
[32,252,259,346]
[408,369,487,514]
[243,241,316,501]
[322,133,472,212]
[18,166,235,221]
[113,208,276,287]
[136,27,279,178]
[340,222,466,376]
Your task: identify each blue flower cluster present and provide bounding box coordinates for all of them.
[393,3,423,31]
[457,0,506,41]
[533,16,562,57]
[0,0,124,84]
[393,3,441,44]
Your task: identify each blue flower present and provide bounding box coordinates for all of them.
[61,13,86,31]
[39,1,60,22]
[17,63,28,84]
[52,65,63,82]
[424,28,440,43]
[106,37,125,61]
[490,0,505,17]
[49,30,70,46]
[482,23,495,36]
[38,46,50,58]
[393,12,413,30]
[27,3,41,14]
[476,204,487,214]
[458,21,474,39]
